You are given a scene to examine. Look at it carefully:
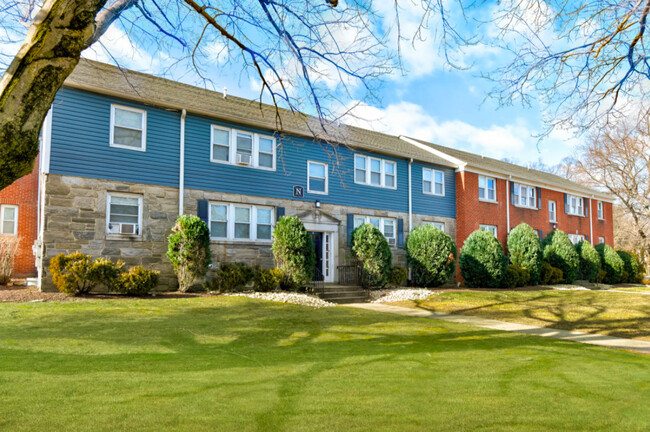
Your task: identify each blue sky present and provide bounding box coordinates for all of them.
[13,1,578,167]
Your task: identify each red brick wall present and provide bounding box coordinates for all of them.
[0,157,39,277]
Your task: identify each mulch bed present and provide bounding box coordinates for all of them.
[0,285,215,303]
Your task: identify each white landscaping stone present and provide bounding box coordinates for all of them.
[370,288,439,303]
[224,291,335,308]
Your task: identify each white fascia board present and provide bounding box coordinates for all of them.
[399,136,466,169]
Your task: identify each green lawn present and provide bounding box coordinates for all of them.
[1,297,649,431]
[397,290,650,340]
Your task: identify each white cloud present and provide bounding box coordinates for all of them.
[82,26,161,73]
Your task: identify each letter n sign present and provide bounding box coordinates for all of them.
[293,185,304,198]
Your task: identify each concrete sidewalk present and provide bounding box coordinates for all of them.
[347,303,650,355]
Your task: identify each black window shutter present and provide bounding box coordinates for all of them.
[538,229,543,240]
[585,234,590,242]
[584,198,589,217]
[197,199,209,226]
[397,218,404,248]
[537,187,542,209]
[347,214,355,246]
[564,193,568,214]
[510,181,515,204]
[276,207,285,222]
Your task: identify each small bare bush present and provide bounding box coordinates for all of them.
[0,236,19,284]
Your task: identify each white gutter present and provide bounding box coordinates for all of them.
[408,158,413,232]
[179,109,186,215]
[589,195,594,245]
[506,176,511,233]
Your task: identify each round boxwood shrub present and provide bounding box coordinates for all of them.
[617,250,640,283]
[406,224,457,287]
[575,241,601,283]
[49,253,124,295]
[115,266,160,296]
[352,223,392,289]
[595,243,624,284]
[387,265,408,287]
[166,215,212,292]
[506,223,542,285]
[502,264,530,289]
[540,262,564,285]
[272,216,315,290]
[541,230,579,283]
[459,229,508,288]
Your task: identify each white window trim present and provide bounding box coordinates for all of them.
[423,167,445,197]
[307,161,329,195]
[549,200,557,223]
[106,193,143,237]
[568,233,586,244]
[209,125,276,171]
[425,221,445,232]
[353,215,397,244]
[567,195,585,217]
[353,154,398,190]
[109,104,147,152]
[598,237,605,244]
[478,175,497,202]
[513,183,538,209]
[208,202,274,242]
[597,201,604,220]
[480,224,498,237]
[0,205,18,236]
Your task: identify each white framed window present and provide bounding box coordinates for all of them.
[354,155,397,189]
[567,195,584,216]
[549,201,557,222]
[513,183,537,209]
[307,161,328,194]
[353,215,397,245]
[597,201,604,220]
[210,125,276,170]
[209,203,274,242]
[478,176,496,202]
[0,205,18,236]
[423,168,445,196]
[568,234,585,245]
[106,193,142,236]
[110,105,146,151]
[480,224,498,237]
[425,221,445,231]
[598,237,605,244]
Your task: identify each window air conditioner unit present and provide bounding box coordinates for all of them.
[120,223,137,235]
[236,153,252,165]
[387,237,396,245]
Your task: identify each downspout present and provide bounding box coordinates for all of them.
[408,158,413,232]
[37,108,52,291]
[589,195,594,245]
[506,175,511,233]
[178,109,187,215]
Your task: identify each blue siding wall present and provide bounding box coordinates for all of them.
[50,87,455,217]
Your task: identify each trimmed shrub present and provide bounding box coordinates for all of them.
[617,250,640,283]
[351,223,393,289]
[459,229,507,288]
[166,215,212,292]
[253,268,283,292]
[575,241,601,282]
[272,216,315,290]
[49,253,122,295]
[204,262,254,293]
[0,236,19,284]
[406,225,457,287]
[631,251,646,283]
[502,264,531,288]
[506,223,542,285]
[597,269,607,283]
[115,266,160,296]
[540,262,563,285]
[595,243,624,284]
[388,265,408,287]
[541,230,579,283]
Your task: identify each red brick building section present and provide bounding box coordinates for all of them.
[0,156,39,277]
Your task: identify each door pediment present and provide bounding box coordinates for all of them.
[297,209,340,228]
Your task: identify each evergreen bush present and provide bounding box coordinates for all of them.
[166,215,212,292]
[575,241,601,282]
[204,262,254,293]
[115,266,160,296]
[459,229,507,288]
[541,230,579,283]
[49,253,124,295]
[617,250,640,283]
[506,223,542,285]
[540,262,564,285]
[595,243,624,284]
[351,223,393,289]
[253,268,284,292]
[272,216,315,290]
[406,225,457,287]
[387,265,408,287]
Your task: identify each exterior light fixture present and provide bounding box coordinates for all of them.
[315,200,321,208]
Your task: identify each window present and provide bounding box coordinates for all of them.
[353,215,397,244]
[549,201,557,222]
[513,183,537,209]
[106,194,142,235]
[598,237,605,244]
[354,155,397,189]
[568,234,585,245]
[208,203,274,241]
[480,224,498,237]
[210,125,276,170]
[110,105,146,151]
[597,201,604,220]
[478,176,496,201]
[423,168,445,196]
[567,195,584,216]
[425,221,445,231]
[307,161,328,194]
[0,205,18,236]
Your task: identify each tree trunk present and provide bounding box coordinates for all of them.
[0,0,107,190]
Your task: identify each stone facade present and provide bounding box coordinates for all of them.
[39,174,456,291]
